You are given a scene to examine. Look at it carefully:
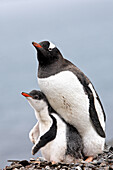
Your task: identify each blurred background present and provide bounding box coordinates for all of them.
[0,0,113,168]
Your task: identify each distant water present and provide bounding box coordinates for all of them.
[0,0,113,169]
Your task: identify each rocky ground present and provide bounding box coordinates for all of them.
[4,146,113,170]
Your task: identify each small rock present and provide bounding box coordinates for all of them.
[5,163,22,169]
[109,146,113,152]
[108,154,113,159]
[20,167,25,170]
[75,166,82,170]
[81,160,87,164]
[45,165,51,169]
[19,160,30,166]
[109,164,113,169]
[62,166,69,170]
[96,160,103,165]
[38,157,46,162]
[92,160,98,165]
[108,159,113,163]
[83,168,92,170]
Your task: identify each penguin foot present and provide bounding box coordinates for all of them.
[85,156,93,162]
[51,161,56,164]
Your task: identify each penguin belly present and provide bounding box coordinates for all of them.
[38,71,92,134]
[38,71,105,156]
[40,114,67,162]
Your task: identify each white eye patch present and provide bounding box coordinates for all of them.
[48,42,56,51]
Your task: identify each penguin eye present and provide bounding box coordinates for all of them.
[48,48,52,51]
[33,95,39,100]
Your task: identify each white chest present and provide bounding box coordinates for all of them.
[38,71,90,135]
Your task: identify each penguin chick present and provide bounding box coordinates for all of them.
[21,90,83,163]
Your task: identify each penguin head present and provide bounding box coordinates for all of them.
[32,41,63,66]
[21,90,48,112]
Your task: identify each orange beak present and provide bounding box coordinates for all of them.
[21,92,32,97]
[32,42,42,48]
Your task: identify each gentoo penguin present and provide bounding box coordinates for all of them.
[32,41,106,161]
[21,90,83,163]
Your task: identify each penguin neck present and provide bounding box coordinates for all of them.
[34,106,52,126]
[38,55,65,78]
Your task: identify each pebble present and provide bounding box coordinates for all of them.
[110,164,113,169]
[4,145,113,170]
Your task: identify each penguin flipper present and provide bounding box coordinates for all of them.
[29,122,39,144]
[89,105,105,138]
[32,115,57,155]
[69,67,106,138]
[84,84,105,138]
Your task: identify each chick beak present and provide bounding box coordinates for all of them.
[21,92,32,98]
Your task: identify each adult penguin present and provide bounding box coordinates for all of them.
[32,41,106,161]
